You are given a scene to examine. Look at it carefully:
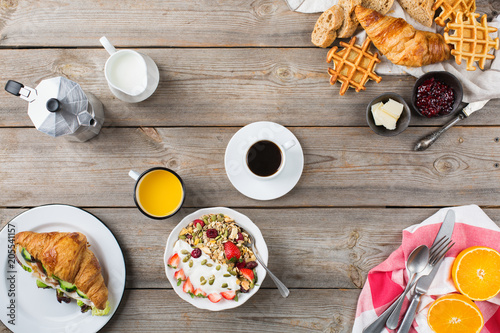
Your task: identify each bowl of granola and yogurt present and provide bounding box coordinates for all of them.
[164,207,268,310]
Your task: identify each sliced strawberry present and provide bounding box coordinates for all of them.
[207,293,223,303]
[240,268,255,282]
[221,290,236,300]
[194,288,207,297]
[168,253,180,269]
[224,242,241,262]
[183,277,194,294]
[174,269,186,281]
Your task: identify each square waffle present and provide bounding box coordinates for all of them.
[444,12,499,70]
[433,0,476,27]
[326,37,382,96]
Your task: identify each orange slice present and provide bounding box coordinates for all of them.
[427,294,484,333]
[452,246,500,301]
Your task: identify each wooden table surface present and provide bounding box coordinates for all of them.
[1,0,500,332]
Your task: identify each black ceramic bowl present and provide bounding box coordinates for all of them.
[411,71,463,118]
[366,93,411,137]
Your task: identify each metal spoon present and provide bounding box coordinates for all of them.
[386,245,430,329]
[246,232,289,298]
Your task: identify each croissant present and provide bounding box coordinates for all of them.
[355,5,451,66]
[14,231,108,310]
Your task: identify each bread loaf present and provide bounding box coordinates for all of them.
[397,0,435,27]
[355,5,451,66]
[361,0,394,15]
[337,0,362,38]
[311,5,344,48]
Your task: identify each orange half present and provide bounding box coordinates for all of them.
[428,294,484,333]
[452,246,500,301]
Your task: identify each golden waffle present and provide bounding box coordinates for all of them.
[444,12,499,71]
[433,0,476,27]
[326,37,382,96]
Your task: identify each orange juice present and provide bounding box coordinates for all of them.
[136,169,184,217]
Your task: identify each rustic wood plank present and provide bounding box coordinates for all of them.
[0,289,358,333]
[0,0,497,48]
[3,208,500,289]
[0,127,499,208]
[1,49,500,128]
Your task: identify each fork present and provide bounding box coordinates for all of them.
[386,237,455,329]
[246,232,290,298]
[362,236,452,333]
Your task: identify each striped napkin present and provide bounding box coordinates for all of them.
[352,205,500,333]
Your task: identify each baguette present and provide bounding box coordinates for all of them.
[355,5,451,66]
[311,5,344,48]
[15,231,109,310]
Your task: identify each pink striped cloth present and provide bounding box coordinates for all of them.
[352,205,500,333]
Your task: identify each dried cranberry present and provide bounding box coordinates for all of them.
[237,232,244,241]
[246,261,258,269]
[185,234,192,239]
[206,229,218,238]
[193,219,205,228]
[240,285,250,293]
[191,248,202,258]
[415,77,455,118]
[236,261,246,269]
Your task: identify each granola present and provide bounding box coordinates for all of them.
[175,213,259,294]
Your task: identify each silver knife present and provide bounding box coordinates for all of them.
[414,100,490,151]
[397,210,456,333]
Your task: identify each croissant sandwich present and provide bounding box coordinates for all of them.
[14,231,110,315]
[355,5,451,67]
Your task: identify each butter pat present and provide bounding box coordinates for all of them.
[382,99,404,119]
[371,99,404,130]
[371,102,384,126]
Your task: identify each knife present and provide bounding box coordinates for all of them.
[397,210,456,333]
[414,100,490,151]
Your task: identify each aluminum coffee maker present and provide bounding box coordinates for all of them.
[5,77,104,142]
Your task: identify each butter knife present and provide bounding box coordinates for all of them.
[414,100,489,151]
[397,210,456,333]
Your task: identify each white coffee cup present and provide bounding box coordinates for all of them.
[243,139,296,180]
[100,36,160,103]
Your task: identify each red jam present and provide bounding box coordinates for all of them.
[415,77,455,117]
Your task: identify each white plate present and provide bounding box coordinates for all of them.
[224,121,304,200]
[0,205,126,333]
[164,207,268,311]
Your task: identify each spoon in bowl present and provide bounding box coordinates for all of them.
[246,232,289,298]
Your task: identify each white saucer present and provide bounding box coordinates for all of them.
[224,121,304,200]
[108,53,160,103]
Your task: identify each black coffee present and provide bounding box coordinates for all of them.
[246,140,282,177]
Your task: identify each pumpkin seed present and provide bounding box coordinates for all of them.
[201,259,207,265]
[216,265,221,271]
[182,256,190,263]
[206,263,213,267]
[179,235,186,240]
[189,260,193,268]
[215,236,221,241]
[201,280,207,285]
[181,250,189,255]
[250,281,254,289]
[211,215,216,221]
[223,274,231,277]
[200,276,206,282]
[221,283,228,288]
[196,224,202,231]
[209,279,214,285]
[223,230,228,238]
[229,270,237,276]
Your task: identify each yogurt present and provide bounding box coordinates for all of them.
[173,240,238,294]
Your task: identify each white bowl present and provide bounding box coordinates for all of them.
[163,207,268,311]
